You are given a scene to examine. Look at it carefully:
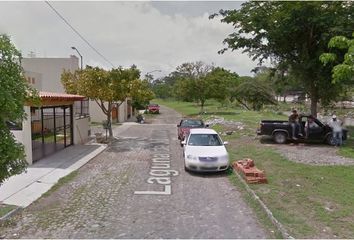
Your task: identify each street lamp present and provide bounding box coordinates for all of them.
[146,69,162,75]
[145,70,162,84]
[71,46,83,70]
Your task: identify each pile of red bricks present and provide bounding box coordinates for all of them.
[232,159,267,184]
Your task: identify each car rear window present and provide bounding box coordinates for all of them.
[181,120,203,127]
[187,134,222,146]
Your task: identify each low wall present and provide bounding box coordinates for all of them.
[74,116,90,144]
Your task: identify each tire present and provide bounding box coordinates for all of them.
[326,135,336,146]
[184,160,189,172]
[273,132,287,144]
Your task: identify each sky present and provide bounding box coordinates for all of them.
[0,1,260,78]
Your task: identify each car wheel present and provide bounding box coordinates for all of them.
[326,135,336,146]
[184,160,189,172]
[273,132,287,144]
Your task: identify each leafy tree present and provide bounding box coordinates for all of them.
[0,35,38,184]
[212,1,354,115]
[172,61,216,112]
[253,67,302,102]
[151,80,173,99]
[320,33,354,84]
[62,65,153,137]
[205,67,240,103]
[130,79,155,109]
[233,78,277,111]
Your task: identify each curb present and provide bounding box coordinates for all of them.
[0,206,23,223]
[232,168,294,239]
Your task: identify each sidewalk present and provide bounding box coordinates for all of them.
[0,143,107,207]
[0,122,135,208]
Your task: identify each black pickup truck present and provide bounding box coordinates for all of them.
[257,115,347,145]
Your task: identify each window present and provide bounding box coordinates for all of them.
[188,134,222,146]
[6,120,22,130]
[74,98,89,118]
[181,120,204,127]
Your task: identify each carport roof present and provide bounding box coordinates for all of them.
[39,91,85,101]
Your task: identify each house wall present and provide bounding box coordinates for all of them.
[22,55,79,92]
[89,100,107,123]
[24,71,42,90]
[74,117,90,144]
[89,100,130,123]
[11,107,33,165]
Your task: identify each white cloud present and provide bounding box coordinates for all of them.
[0,1,258,77]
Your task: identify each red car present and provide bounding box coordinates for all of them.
[147,103,160,114]
[177,119,208,141]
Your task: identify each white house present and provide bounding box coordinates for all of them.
[10,92,88,164]
[22,55,133,124]
[9,55,90,164]
[89,98,133,124]
[12,55,134,164]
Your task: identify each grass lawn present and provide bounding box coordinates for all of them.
[156,98,354,239]
[0,204,17,219]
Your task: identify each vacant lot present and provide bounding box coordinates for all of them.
[156,99,354,238]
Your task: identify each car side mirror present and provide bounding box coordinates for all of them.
[181,140,186,145]
[223,141,229,145]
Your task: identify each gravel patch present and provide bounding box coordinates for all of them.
[205,116,244,135]
[272,143,354,166]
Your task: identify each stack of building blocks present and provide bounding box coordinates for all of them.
[232,158,268,184]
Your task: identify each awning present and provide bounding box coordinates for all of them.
[39,91,85,101]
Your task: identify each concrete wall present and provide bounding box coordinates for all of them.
[22,55,79,92]
[89,100,107,123]
[89,100,129,123]
[24,71,42,90]
[74,117,90,144]
[11,107,33,165]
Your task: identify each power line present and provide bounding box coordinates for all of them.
[45,1,115,68]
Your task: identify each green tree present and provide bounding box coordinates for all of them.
[130,79,155,109]
[62,65,152,137]
[172,61,215,112]
[205,67,240,103]
[253,67,303,102]
[0,35,38,184]
[320,33,354,84]
[212,1,354,115]
[233,78,277,111]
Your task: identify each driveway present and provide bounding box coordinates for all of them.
[2,105,267,239]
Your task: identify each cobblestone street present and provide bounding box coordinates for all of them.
[1,105,267,238]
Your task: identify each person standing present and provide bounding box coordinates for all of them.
[289,109,301,140]
[328,115,343,146]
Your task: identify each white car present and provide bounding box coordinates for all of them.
[182,128,229,172]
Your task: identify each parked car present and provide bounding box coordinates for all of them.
[257,114,347,145]
[182,128,229,172]
[147,103,160,114]
[177,119,207,141]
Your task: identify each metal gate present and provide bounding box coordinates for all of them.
[31,105,73,162]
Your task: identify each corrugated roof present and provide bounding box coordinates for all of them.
[39,91,85,101]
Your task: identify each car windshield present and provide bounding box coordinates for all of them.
[181,120,204,127]
[149,104,158,107]
[187,134,222,146]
